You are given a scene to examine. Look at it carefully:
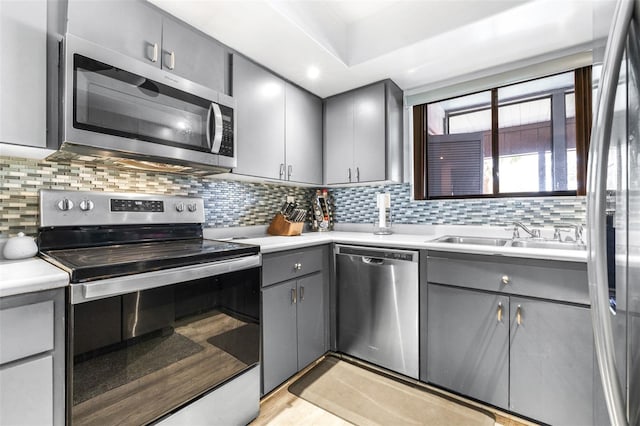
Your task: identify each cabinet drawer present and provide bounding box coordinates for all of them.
[0,301,54,364]
[0,355,53,425]
[263,246,325,287]
[426,251,588,305]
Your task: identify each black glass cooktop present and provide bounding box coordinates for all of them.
[41,239,259,283]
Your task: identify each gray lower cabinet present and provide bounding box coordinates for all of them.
[262,272,326,395]
[323,80,403,185]
[509,297,595,426]
[427,284,509,409]
[232,54,322,184]
[425,251,600,425]
[0,0,47,147]
[66,0,227,93]
[0,288,65,426]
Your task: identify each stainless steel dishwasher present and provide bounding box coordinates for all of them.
[335,244,419,379]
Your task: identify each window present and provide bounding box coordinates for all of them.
[413,68,592,200]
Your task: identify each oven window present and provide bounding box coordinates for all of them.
[73,54,213,151]
[70,268,260,425]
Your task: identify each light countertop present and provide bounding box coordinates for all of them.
[203,225,588,263]
[2,225,588,298]
[0,257,69,298]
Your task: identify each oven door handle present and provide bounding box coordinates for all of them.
[72,254,261,304]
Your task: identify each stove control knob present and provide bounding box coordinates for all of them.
[79,200,94,212]
[187,203,197,212]
[57,198,74,211]
[175,202,185,212]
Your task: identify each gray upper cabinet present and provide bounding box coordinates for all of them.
[67,0,163,66]
[160,17,226,92]
[324,80,403,185]
[66,0,226,93]
[285,83,322,184]
[232,54,285,180]
[0,0,47,147]
[232,54,322,184]
[427,284,509,409]
[509,298,595,426]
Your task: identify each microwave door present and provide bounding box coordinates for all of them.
[74,56,210,151]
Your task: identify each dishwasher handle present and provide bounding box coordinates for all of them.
[362,256,385,265]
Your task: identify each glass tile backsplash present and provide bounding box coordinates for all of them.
[1,156,586,237]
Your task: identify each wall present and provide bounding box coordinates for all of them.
[0,156,314,236]
[1,156,586,237]
[329,183,586,227]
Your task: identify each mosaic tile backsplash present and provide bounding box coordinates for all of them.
[1,156,586,237]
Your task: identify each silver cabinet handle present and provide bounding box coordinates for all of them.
[497,302,503,322]
[293,263,302,271]
[356,167,360,182]
[288,165,293,180]
[300,285,305,302]
[167,51,176,70]
[516,305,522,326]
[348,168,352,182]
[151,43,158,63]
[586,1,633,425]
[501,275,510,285]
[279,163,285,179]
[291,288,297,304]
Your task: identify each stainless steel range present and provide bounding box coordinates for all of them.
[38,189,261,426]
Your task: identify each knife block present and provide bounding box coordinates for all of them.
[267,213,304,236]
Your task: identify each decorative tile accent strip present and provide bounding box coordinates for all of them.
[328,183,586,227]
[0,156,314,236]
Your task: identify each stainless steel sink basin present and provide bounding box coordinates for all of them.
[509,240,586,250]
[432,235,510,246]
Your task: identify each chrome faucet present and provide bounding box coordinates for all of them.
[512,221,541,239]
[553,224,584,243]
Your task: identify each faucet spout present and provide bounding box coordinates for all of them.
[513,221,541,239]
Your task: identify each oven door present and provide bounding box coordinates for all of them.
[61,34,236,170]
[68,266,260,425]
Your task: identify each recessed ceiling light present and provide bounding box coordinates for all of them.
[307,66,320,80]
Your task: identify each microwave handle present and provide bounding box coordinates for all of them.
[208,103,223,154]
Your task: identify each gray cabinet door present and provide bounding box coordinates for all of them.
[0,0,47,147]
[0,355,53,425]
[285,83,322,184]
[509,298,594,425]
[261,281,297,395]
[67,0,163,66]
[324,93,355,184]
[161,17,226,93]
[296,272,326,369]
[353,83,386,182]
[427,284,509,409]
[232,55,285,179]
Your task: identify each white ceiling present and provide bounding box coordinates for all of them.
[148,0,616,98]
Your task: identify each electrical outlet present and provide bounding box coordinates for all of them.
[286,196,295,203]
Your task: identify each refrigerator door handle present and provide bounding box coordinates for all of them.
[586,1,635,425]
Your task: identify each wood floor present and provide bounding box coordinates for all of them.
[251,356,537,426]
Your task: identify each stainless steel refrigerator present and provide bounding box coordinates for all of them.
[588,0,640,425]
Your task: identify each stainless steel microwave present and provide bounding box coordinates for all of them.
[50,33,236,174]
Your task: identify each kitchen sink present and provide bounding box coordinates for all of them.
[432,235,586,251]
[432,235,510,246]
[509,240,586,250]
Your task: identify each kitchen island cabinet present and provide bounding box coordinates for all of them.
[324,80,403,185]
[66,0,227,93]
[232,54,322,184]
[0,288,65,426]
[424,251,601,425]
[261,245,329,394]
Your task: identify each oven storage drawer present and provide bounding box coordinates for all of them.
[0,300,53,364]
[262,246,324,287]
[426,251,588,305]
